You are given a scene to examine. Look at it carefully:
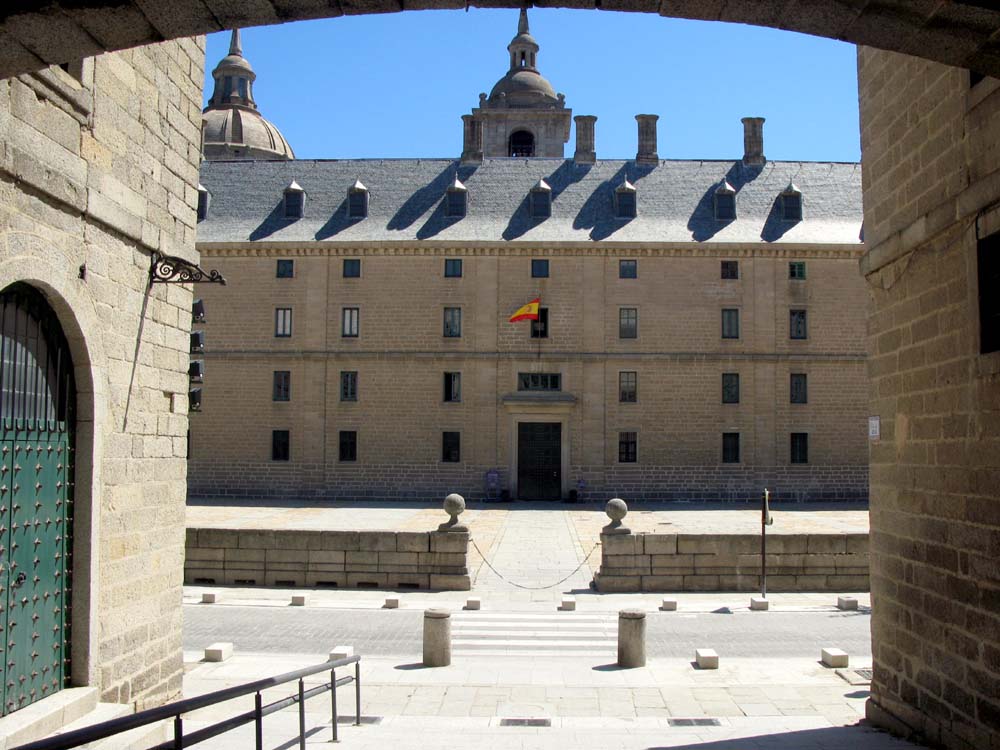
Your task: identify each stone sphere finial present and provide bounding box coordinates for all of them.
[602,497,631,535]
[439,493,468,532]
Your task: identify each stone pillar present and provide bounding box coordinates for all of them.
[635,114,659,165]
[423,608,452,667]
[461,115,483,164]
[574,115,597,164]
[617,609,646,667]
[742,116,766,166]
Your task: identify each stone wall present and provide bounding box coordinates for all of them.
[0,38,204,711]
[594,531,869,592]
[858,47,1000,749]
[184,528,471,590]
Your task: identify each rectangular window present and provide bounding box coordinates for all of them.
[530,308,549,339]
[616,191,637,219]
[517,373,561,391]
[618,431,637,463]
[783,193,803,221]
[722,308,740,339]
[789,261,806,280]
[619,371,637,403]
[442,431,461,462]
[790,373,808,404]
[791,432,809,464]
[272,430,290,461]
[619,308,638,339]
[446,190,467,218]
[445,258,463,278]
[715,193,736,221]
[443,307,462,337]
[530,191,551,219]
[721,260,739,279]
[342,307,359,338]
[343,258,361,278]
[443,372,462,402]
[722,432,740,463]
[978,231,1000,354]
[531,259,549,278]
[284,191,303,219]
[348,191,367,219]
[339,430,357,462]
[275,308,292,337]
[272,371,290,402]
[276,259,294,278]
[722,373,740,404]
[340,371,358,402]
[790,309,808,339]
[619,259,637,279]
[197,190,209,221]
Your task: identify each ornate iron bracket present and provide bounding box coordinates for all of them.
[149,252,227,285]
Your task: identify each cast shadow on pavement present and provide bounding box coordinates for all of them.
[644,722,917,749]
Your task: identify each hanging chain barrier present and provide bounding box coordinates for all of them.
[470,537,601,591]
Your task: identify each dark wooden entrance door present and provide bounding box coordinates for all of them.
[517,422,561,500]
[0,284,75,717]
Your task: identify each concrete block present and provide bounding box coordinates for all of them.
[560,596,576,611]
[464,597,481,610]
[660,598,677,611]
[750,596,769,611]
[204,643,233,662]
[329,646,354,661]
[695,648,719,669]
[384,596,400,609]
[201,592,217,604]
[290,594,307,606]
[822,647,849,668]
[837,596,859,610]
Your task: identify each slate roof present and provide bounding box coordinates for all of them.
[196,158,862,245]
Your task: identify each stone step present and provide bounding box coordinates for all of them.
[44,701,171,750]
[0,687,99,750]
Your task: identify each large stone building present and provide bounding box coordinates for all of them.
[189,16,869,503]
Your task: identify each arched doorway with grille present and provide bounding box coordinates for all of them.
[0,282,76,716]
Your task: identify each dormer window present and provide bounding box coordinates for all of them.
[446,176,467,218]
[714,179,736,221]
[197,184,210,221]
[781,183,803,221]
[615,179,637,219]
[284,181,304,219]
[348,179,369,219]
[529,179,551,219]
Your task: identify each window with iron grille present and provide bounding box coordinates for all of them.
[978,230,1000,353]
[790,309,808,339]
[790,373,808,404]
[284,191,303,219]
[783,193,802,221]
[721,261,739,280]
[343,259,361,278]
[340,371,358,402]
[445,259,463,278]
[276,259,294,278]
[791,432,809,463]
[715,192,736,221]
[530,308,549,339]
[531,259,549,278]
[615,191,637,219]
[272,371,290,402]
[342,307,359,338]
[618,431,637,463]
[348,190,368,219]
[446,190,467,218]
[619,259,637,279]
[722,308,740,339]
[443,307,462,337]
[517,373,561,391]
[619,308,638,339]
[339,430,357,462]
[272,430,290,461]
[722,373,740,404]
[619,371,637,403]
[722,432,740,463]
[443,372,462,402]
[789,261,806,280]
[442,431,461,462]
[275,308,292,337]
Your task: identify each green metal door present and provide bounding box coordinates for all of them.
[0,284,75,717]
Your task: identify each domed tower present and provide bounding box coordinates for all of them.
[202,29,295,161]
[463,10,571,160]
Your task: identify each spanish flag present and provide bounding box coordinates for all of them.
[509,298,541,323]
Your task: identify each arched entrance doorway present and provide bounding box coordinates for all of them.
[0,283,75,716]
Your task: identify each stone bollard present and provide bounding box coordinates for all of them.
[821,647,849,668]
[438,493,468,532]
[837,596,858,611]
[617,609,646,668]
[464,597,481,610]
[204,642,233,662]
[291,594,307,606]
[384,596,400,609]
[329,645,354,661]
[660,598,677,611]
[560,596,576,611]
[423,608,452,667]
[750,596,769,611]
[201,592,217,604]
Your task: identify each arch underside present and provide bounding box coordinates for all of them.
[1,1,1000,82]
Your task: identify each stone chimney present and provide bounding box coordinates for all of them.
[635,114,659,165]
[741,117,766,166]
[574,115,596,164]
[461,115,483,164]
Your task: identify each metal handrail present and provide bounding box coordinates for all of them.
[12,655,362,750]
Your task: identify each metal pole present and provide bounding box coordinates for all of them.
[298,678,306,750]
[355,661,361,726]
[173,715,183,750]
[331,669,339,743]
[255,692,263,750]
[761,488,772,598]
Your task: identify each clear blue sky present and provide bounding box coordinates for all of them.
[204,10,860,163]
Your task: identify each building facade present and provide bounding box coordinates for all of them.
[189,17,869,503]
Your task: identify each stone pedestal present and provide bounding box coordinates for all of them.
[423,608,452,667]
[617,609,646,668]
